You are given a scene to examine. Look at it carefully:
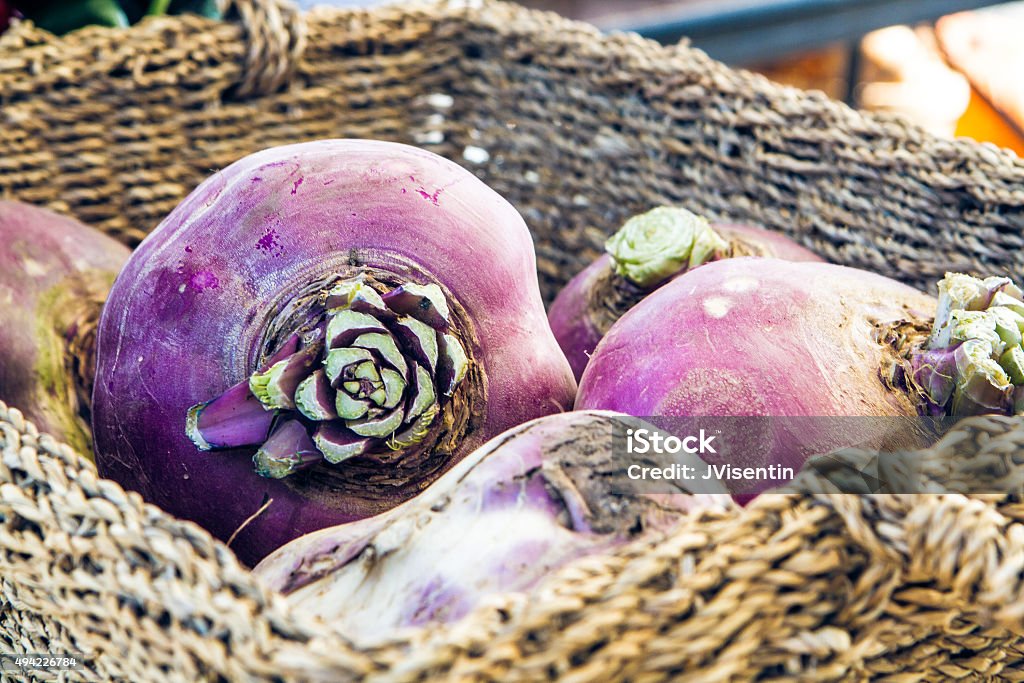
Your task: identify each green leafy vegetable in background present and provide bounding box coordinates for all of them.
[21,0,128,33]
[11,0,220,35]
[168,0,219,19]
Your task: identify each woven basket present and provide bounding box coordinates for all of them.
[3,0,1024,680]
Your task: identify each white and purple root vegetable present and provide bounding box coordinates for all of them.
[91,140,577,564]
[576,258,943,497]
[577,259,1024,498]
[253,410,732,643]
[0,201,129,454]
[548,207,821,379]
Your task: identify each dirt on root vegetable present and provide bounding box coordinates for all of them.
[253,410,732,642]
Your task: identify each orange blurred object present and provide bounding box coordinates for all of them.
[955,89,1024,156]
[858,25,969,137]
[937,8,1024,156]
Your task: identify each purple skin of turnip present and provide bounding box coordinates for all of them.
[91,140,577,566]
[575,257,942,497]
[253,410,732,643]
[0,201,129,454]
[548,207,822,380]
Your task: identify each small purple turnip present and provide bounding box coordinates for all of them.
[91,140,577,565]
[0,201,129,454]
[549,207,821,379]
[253,410,732,643]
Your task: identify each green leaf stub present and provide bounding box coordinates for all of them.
[915,272,1024,417]
[186,274,471,478]
[605,207,729,289]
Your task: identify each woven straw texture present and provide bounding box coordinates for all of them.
[3,0,1024,680]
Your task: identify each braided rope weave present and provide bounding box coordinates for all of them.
[3,0,1024,679]
[3,0,1023,297]
[5,401,1024,680]
[216,0,306,97]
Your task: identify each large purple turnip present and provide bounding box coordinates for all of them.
[0,201,129,454]
[253,410,732,643]
[575,258,948,496]
[91,140,577,565]
[549,207,821,379]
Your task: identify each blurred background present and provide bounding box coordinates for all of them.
[294,0,1024,156]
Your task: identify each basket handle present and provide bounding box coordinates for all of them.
[216,0,306,97]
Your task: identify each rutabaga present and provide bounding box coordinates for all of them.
[253,411,732,643]
[0,201,129,454]
[575,258,941,497]
[91,140,577,565]
[548,207,821,380]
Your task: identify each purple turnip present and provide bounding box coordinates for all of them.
[549,207,822,379]
[0,201,129,454]
[253,410,732,643]
[576,258,948,496]
[91,139,577,565]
